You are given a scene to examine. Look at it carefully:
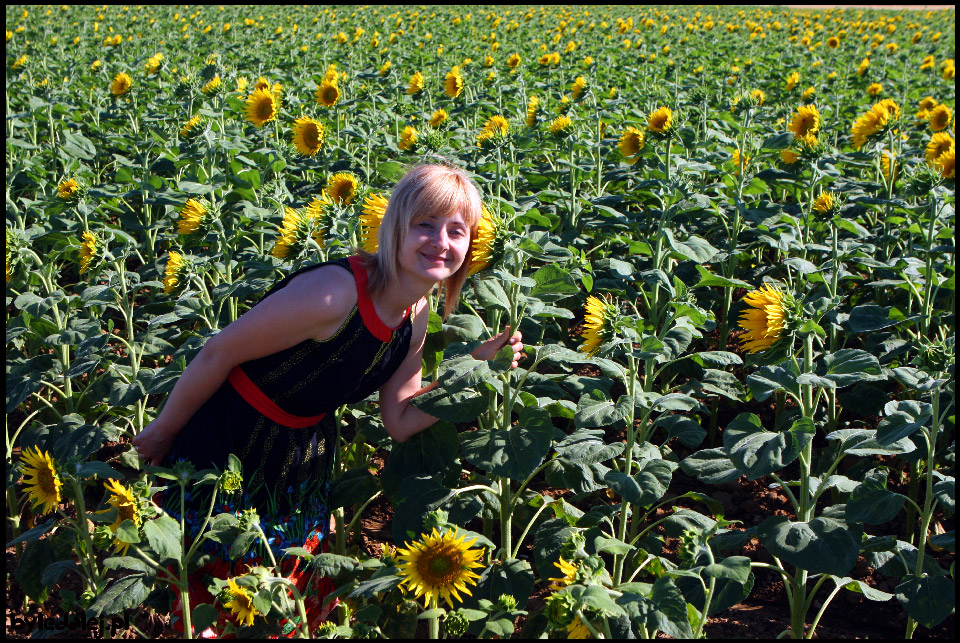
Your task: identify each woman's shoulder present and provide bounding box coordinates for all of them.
[281,263,359,320]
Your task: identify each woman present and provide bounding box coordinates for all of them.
[132,164,523,634]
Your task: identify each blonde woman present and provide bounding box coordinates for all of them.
[133,164,522,634]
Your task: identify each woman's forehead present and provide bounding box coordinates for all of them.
[413,209,467,225]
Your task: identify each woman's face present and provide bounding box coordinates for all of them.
[398,210,471,284]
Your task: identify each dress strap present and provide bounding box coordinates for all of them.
[228,367,326,428]
[347,255,410,342]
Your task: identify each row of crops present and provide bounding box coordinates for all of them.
[5,4,955,639]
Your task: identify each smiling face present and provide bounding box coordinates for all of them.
[399,210,472,285]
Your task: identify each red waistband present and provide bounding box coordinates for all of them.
[227,367,326,429]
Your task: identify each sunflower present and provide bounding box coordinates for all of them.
[292,116,324,156]
[360,192,388,253]
[144,53,163,75]
[103,478,140,555]
[866,82,882,97]
[254,76,270,92]
[928,104,952,132]
[110,72,132,97]
[827,36,840,48]
[750,89,766,106]
[314,79,340,108]
[245,88,277,128]
[477,130,494,150]
[549,114,573,138]
[857,57,869,76]
[396,527,485,609]
[646,106,673,134]
[379,60,392,76]
[567,616,593,639]
[548,557,579,591]
[812,191,838,216]
[732,147,750,175]
[180,114,203,138]
[398,125,418,151]
[788,104,820,143]
[781,148,800,165]
[235,77,248,93]
[580,294,619,356]
[851,103,891,149]
[785,71,799,91]
[801,87,816,103]
[320,175,356,208]
[481,114,509,139]
[916,96,938,120]
[163,251,187,294]
[224,578,260,627]
[273,208,313,259]
[429,108,448,129]
[934,145,955,179]
[407,71,425,95]
[201,74,222,95]
[20,446,62,516]
[571,76,588,100]
[444,67,464,98]
[58,178,79,199]
[525,96,541,127]
[926,132,955,164]
[178,198,208,235]
[468,206,497,275]
[618,127,645,162]
[738,284,789,354]
[79,231,102,274]
[506,53,521,68]
[880,149,897,183]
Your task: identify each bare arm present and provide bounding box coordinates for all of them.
[379,304,524,443]
[133,266,356,464]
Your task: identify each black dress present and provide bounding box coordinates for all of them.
[162,255,412,635]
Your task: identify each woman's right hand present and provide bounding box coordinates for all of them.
[131,421,177,466]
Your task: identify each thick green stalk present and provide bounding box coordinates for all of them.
[428,593,440,639]
[920,196,939,336]
[790,334,816,639]
[906,386,942,639]
[612,354,639,585]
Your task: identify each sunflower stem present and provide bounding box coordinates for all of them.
[429,594,440,639]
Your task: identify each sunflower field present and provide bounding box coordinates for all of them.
[5,4,956,640]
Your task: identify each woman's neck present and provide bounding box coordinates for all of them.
[371,271,433,326]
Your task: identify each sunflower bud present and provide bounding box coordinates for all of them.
[316,622,339,638]
[422,509,450,532]
[442,610,470,637]
[906,162,944,196]
[238,508,260,531]
[92,524,114,550]
[545,591,578,629]
[219,469,243,494]
[497,594,518,611]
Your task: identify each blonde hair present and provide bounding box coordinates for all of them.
[356,164,482,319]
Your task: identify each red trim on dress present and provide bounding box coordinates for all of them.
[228,366,326,428]
[347,255,409,342]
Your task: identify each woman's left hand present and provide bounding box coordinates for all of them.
[472,326,524,368]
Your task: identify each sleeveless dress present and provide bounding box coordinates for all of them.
[161,255,412,637]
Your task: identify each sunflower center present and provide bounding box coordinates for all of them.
[304,126,319,147]
[324,88,337,103]
[38,468,58,495]
[258,100,273,119]
[417,546,461,585]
